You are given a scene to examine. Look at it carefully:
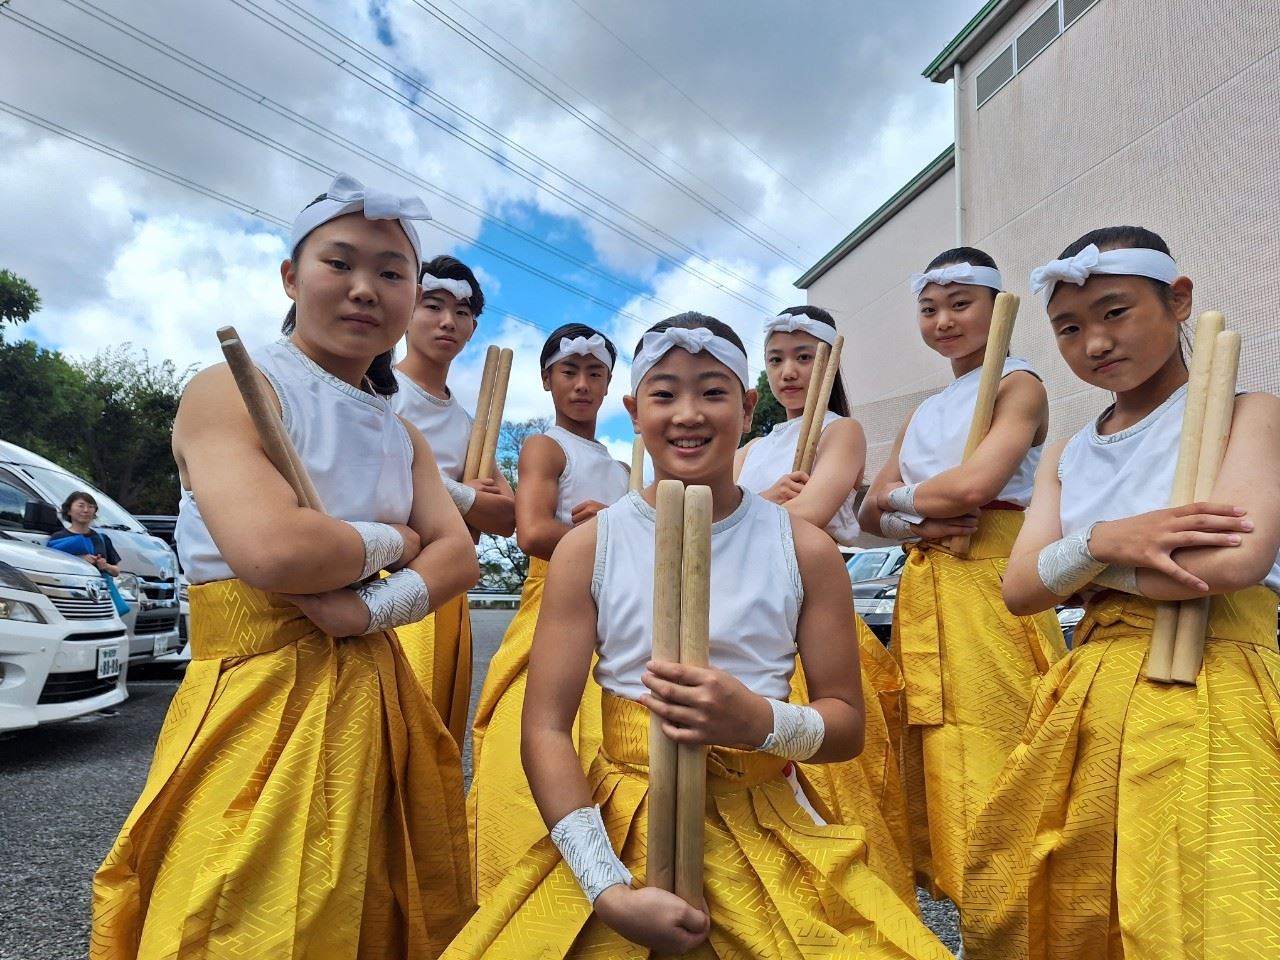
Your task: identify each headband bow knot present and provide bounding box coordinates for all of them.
[290,173,431,266]
[762,312,837,346]
[630,326,750,392]
[1029,243,1179,306]
[909,263,1004,296]
[543,333,614,370]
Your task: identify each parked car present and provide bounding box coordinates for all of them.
[0,534,129,732]
[853,575,899,644]
[0,439,182,664]
[846,547,906,585]
[134,515,178,550]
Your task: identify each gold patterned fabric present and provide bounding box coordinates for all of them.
[964,587,1280,960]
[467,558,603,903]
[443,693,952,959]
[91,579,473,959]
[892,509,1066,907]
[795,617,916,910]
[396,591,473,747]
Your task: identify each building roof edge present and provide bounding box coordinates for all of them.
[922,0,1025,82]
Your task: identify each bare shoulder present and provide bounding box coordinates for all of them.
[545,516,600,586]
[788,513,846,579]
[520,433,567,471]
[821,417,865,443]
[998,367,1049,403]
[1233,391,1280,428]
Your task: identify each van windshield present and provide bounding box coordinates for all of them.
[846,550,891,582]
[20,465,144,533]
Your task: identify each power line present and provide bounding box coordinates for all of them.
[238,0,785,308]
[396,0,808,269]
[561,0,844,229]
[3,5,767,346]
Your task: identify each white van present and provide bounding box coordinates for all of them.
[0,439,182,664]
[0,533,129,732]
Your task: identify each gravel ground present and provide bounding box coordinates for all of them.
[0,607,960,958]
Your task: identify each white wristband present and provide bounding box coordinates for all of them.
[549,805,633,904]
[442,476,477,515]
[757,699,825,761]
[347,521,406,581]
[885,483,919,515]
[1036,523,1106,597]
[1094,564,1142,595]
[354,568,431,632]
[879,511,918,542]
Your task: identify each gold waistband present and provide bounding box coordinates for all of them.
[599,693,787,791]
[1075,586,1279,652]
[188,579,352,660]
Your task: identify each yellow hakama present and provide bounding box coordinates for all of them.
[396,591,473,748]
[795,617,916,910]
[91,580,473,960]
[964,588,1280,960]
[892,509,1066,907]
[467,558,603,902]
[444,694,952,959]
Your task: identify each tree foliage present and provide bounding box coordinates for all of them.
[743,369,783,443]
[476,416,549,592]
[0,340,193,514]
[0,269,41,328]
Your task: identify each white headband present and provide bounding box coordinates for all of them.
[1030,243,1179,306]
[762,312,837,346]
[421,275,474,302]
[630,326,750,393]
[543,333,615,371]
[290,173,430,266]
[909,263,1004,297]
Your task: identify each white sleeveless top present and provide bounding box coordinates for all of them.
[591,490,802,700]
[176,339,415,584]
[737,411,861,545]
[390,370,473,482]
[1058,384,1280,593]
[899,357,1042,511]
[543,426,630,525]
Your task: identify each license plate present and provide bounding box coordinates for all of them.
[153,634,171,657]
[96,646,121,680]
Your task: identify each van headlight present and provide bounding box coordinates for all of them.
[0,562,41,595]
[873,587,898,616]
[115,572,140,602]
[0,598,43,622]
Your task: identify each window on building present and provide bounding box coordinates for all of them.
[975,0,1102,108]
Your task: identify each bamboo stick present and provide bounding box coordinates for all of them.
[943,292,1019,555]
[674,485,711,906]
[630,437,645,492]
[1146,312,1226,681]
[798,335,844,474]
[791,342,831,471]
[646,479,685,892]
[217,327,324,512]
[462,345,500,481]
[476,348,513,480]
[1168,329,1240,684]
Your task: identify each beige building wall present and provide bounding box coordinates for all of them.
[960,0,1280,444]
[807,167,957,477]
[806,0,1280,484]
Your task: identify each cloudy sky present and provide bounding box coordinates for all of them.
[0,0,975,463]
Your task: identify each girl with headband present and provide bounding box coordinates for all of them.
[444,312,950,958]
[92,174,477,958]
[964,226,1280,959]
[858,247,1066,921]
[467,322,629,903]
[392,253,515,747]
[735,304,915,908]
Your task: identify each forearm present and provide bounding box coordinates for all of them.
[1002,556,1065,616]
[466,491,516,536]
[902,463,1005,518]
[523,724,596,829]
[802,697,863,763]
[1136,546,1273,601]
[407,531,479,612]
[232,509,368,594]
[783,485,846,532]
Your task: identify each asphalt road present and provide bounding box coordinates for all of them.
[0,607,959,958]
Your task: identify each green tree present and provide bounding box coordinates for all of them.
[476,416,550,591]
[743,369,784,443]
[0,340,98,476]
[0,269,41,327]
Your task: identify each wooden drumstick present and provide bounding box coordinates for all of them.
[798,335,844,474]
[477,348,513,480]
[647,479,684,892]
[217,327,324,512]
[463,345,500,482]
[629,437,645,492]
[792,342,831,472]
[1146,311,1225,681]
[674,484,711,906]
[943,292,1018,556]
[1169,329,1240,685]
